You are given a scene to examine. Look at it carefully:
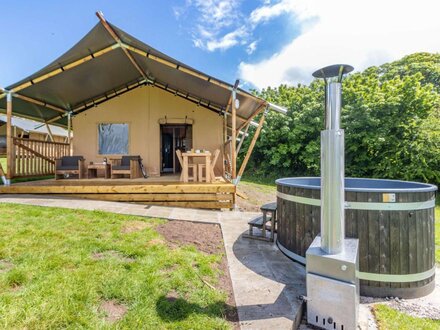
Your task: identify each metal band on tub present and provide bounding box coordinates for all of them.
[276,191,435,211]
[277,239,435,282]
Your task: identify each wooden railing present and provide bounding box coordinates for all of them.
[11,138,70,178]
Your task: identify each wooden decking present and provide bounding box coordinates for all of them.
[0,176,236,209]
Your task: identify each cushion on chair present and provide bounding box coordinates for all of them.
[56,166,80,171]
[112,165,130,171]
[121,155,141,167]
[59,156,84,169]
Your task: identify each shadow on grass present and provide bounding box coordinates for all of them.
[156,295,237,323]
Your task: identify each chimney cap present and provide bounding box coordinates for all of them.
[312,64,354,81]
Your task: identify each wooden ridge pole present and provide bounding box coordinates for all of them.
[235,107,268,185]
[6,92,13,180]
[120,42,264,105]
[96,12,148,81]
[7,44,119,94]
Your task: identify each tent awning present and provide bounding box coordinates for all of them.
[0,14,284,130]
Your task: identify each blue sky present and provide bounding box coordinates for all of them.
[0,0,298,89]
[1,0,439,90]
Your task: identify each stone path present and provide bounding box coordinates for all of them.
[0,195,306,330]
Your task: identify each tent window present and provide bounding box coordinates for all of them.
[98,123,129,155]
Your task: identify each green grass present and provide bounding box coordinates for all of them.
[241,174,277,187]
[373,304,440,330]
[0,157,5,174]
[240,179,276,194]
[0,204,232,329]
[436,205,439,263]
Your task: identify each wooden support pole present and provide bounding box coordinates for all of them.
[67,112,72,155]
[96,12,148,81]
[6,92,13,180]
[236,109,267,185]
[14,93,67,114]
[237,102,266,133]
[231,89,237,181]
[222,111,227,177]
[45,123,54,142]
[236,123,250,155]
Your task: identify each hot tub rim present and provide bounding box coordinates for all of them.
[275,176,438,193]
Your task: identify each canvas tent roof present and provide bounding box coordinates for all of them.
[0,114,68,137]
[0,14,285,130]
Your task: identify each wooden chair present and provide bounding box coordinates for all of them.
[55,156,86,179]
[176,150,197,182]
[198,149,220,182]
[110,155,142,179]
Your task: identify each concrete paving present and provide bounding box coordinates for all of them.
[0,195,306,329]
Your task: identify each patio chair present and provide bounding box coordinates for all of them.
[198,149,220,182]
[110,155,142,179]
[55,156,86,179]
[176,150,197,182]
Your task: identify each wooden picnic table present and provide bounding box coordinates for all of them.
[182,151,211,183]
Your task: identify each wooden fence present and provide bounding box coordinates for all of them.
[11,138,70,178]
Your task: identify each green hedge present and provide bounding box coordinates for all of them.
[239,53,440,187]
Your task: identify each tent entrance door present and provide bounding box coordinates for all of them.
[160,125,192,174]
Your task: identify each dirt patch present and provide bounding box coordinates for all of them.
[157,220,239,328]
[156,221,223,255]
[236,182,276,212]
[99,299,128,323]
[147,238,166,246]
[121,220,151,234]
[166,290,179,303]
[92,250,135,263]
[0,260,13,273]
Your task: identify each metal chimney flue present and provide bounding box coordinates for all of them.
[305,65,359,330]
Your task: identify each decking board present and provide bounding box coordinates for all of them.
[0,178,236,209]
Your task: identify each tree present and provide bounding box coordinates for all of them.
[240,52,440,186]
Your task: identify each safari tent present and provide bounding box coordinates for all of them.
[0,12,285,209]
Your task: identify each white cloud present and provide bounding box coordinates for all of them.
[206,27,248,51]
[250,0,296,24]
[176,0,245,51]
[239,0,440,89]
[246,40,258,54]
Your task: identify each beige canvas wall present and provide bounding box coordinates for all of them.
[72,86,224,177]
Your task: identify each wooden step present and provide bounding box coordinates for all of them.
[260,202,277,212]
[248,215,272,228]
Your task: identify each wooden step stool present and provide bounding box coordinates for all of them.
[244,202,277,242]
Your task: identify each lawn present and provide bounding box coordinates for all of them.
[373,304,440,330]
[436,205,440,263]
[0,203,234,329]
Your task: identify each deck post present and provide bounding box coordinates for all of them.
[235,106,268,185]
[223,111,227,176]
[231,89,237,181]
[67,111,72,155]
[5,92,13,183]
